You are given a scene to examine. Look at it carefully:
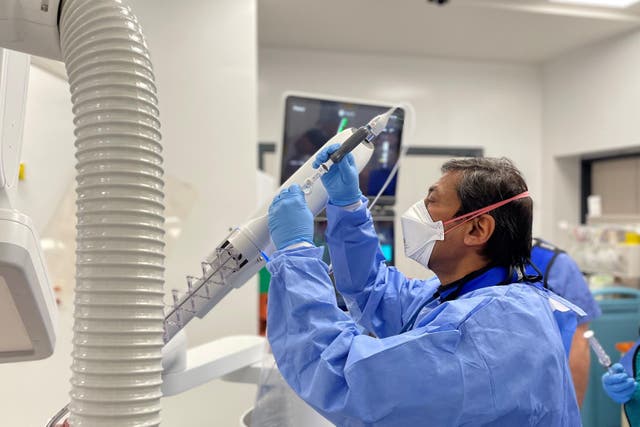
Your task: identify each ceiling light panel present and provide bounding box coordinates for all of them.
[549,0,640,8]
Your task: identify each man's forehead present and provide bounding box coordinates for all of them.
[430,171,460,194]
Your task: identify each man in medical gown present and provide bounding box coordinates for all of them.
[266,152,583,426]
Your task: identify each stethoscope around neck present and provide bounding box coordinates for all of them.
[399,262,544,334]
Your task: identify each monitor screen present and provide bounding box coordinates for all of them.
[281,95,405,204]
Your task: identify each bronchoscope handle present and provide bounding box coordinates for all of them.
[329,127,370,163]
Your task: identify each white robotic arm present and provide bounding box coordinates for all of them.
[163,124,381,343]
[1,2,400,424]
[159,109,400,399]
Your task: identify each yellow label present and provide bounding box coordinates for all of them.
[624,232,640,245]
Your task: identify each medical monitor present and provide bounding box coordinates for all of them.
[281,95,405,206]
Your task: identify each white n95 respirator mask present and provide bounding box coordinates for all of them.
[400,191,531,269]
[400,200,445,268]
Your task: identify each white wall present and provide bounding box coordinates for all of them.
[542,29,640,237]
[259,47,543,235]
[0,1,258,426]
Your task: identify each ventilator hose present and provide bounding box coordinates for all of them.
[60,0,165,425]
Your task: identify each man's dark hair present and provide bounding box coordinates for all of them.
[441,157,532,270]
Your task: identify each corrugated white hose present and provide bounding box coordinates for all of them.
[60,0,165,425]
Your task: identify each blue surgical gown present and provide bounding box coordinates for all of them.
[266,200,582,426]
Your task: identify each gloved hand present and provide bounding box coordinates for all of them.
[312,143,362,207]
[602,363,637,404]
[268,184,314,250]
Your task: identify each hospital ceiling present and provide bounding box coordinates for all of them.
[258,0,640,63]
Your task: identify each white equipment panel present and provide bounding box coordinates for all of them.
[0,48,30,189]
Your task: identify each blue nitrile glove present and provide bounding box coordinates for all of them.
[312,143,362,207]
[268,184,314,250]
[602,363,638,404]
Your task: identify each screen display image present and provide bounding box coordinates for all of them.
[281,95,405,205]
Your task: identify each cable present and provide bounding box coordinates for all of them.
[369,144,409,211]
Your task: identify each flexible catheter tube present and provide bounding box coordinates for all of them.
[60,0,165,425]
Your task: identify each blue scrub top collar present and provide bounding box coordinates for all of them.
[438,264,513,303]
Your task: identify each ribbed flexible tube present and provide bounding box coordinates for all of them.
[59,0,165,425]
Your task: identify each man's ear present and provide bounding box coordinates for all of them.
[463,214,495,247]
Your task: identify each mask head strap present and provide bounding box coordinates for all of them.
[443,191,530,235]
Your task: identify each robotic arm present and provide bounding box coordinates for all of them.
[3,1,169,425]
[1,0,399,353]
[163,108,398,343]
[0,1,401,425]
[159,109,398,400]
